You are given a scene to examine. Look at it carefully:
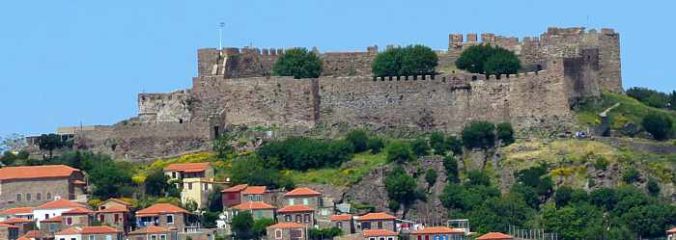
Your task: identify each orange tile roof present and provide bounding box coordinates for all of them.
[268,222,305,229]
[41,216,63,222]
[330,214,352,221]
[278,205,314,213]
[1,218,34,224]
[0,165,79,181]
[363,229,398,237]
[37,199,87,210]
[56,226,120,235]
[242,186,267,195]
[412,226,464,235]
[0,207,34,215]
[164,162,210,173]
[0,223,19,228]
[232,202,276,211]
[222,184,248,193]
[668,227,676,234]
[129,225,171,234]
[96,206,129,213]
[357,212,396,221]
[63,207,95,215]
[22,230,46,238]
[103,198,132,206]
[136,203,189,216]
[285,187,321,197]
[476,232,514,240]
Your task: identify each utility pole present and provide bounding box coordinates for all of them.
[219,22,225,55]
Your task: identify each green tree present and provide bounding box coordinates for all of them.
[385,166,420,217]
[308,227,343,240]
[207,186,224,212]
[646,178,660,196]
[466,170,491,187]
[468,193,533,233]
[456,44,520,75]
[461,121,496,150]
[213,134,235,159]
[590,188,617,211]
[429,132,447,154]
[38,133,65,158]
[273,48,322,79]
[399,45,438,76]
[554,186,573,208]
[626,87,671,108]
[385,141,415,164]
[231,212,254,240]
[622,167,640,184]
[145,168,173,197]
[496,122,515,145]
[411,138,430,157]
[367,137,385,154]
[483,48,521,77]
[252,218,275,239]
[641,113,672,140]
[258,137,354,170]
[425,169,437,190]
[345,129,369,152]
[455,44,495,74]
[372,47,403,77]
[440,183,470,211]
[230,155,294,189]
[542,203,605,240]
[622,204,676,238]
[442,155,459,183]
[445,135,463,155]
[510,183,540,210]
[516,164,553,199]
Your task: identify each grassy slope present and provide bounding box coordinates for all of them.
[283,152,387,187]
[576,92,676,131]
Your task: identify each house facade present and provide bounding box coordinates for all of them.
[164,162,219,209]
[277,205,315,228]
[0,223,20,240]
[411,227,465,240]
[363,229,398,240]
[231,202,276,220]
[135,203,193,232]
[32,199,88,225]
[355,213,396,233]
[127,226,179,240]
[266,222,306,240]
[282,188,321,208]
[0,165,87,209]
[329,214,354,234]
[0,207,34,222]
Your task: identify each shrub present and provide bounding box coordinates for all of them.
[445,135,463,155]
[411,137,430,157]
[461,121,496,150]
[554,186,573,207]
[345,129,369,152]
[626,87,671,109]
[496,122,515,145]
[593,156,609,171]
[231,212,254,239]
[367,137,385,154]
[466,170,491,187]
[385,141,414,164]
[443,155,459,183]
[484,48,522,77]
[622,167,640,184]
[385,166,421,213]
[429,132,447,154]
[372,45,437,77]
[258,137,354,170]
[642,113,672,141]
[456,44,520,75]
[425,169,438,189]
[273,48,322,79]
[646,178,660,196]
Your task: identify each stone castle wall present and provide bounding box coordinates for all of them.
[138,90,193,123]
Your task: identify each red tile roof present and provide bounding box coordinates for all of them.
[668,227,676,234]
[330,214,352,221]
[222,184,248,193]
[476,232,514,240]
[0,165,79,181]
[136,203,189,216]
[232,202,276,211]
[22,230,46,239]
[103,198,132,206]
[363,229,398,237]
[96,206,129,213]
[41,216,63,222]
[164,162,210,173]
[277,205,314,213]
[1,218,34,224]
[0,207,34,215]
[242,186,267,195]
[63,207,95,215]
[268,222,305,229]
[357,212,396,221]
[129,225,171,235]
[0,223,18,228]
[284,187,321,197]
[37,199,87,210]
[412,226,464,235]
[56,226,120,235]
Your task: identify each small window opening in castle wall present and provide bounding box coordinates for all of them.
[472,76,478,81]
[536,65,543,71]
[214,126,220,138]
[179,118,183,124]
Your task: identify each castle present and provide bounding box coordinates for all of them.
[47,27,621,161]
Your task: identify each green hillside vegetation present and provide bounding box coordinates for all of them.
[576,92,676,133]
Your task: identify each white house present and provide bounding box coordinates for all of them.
[32,198,87,226]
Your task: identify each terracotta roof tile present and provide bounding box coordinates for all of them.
[232,202,276,211]
[268,222,305,229]
[412,226,464,235]
[278,205,314,213]
[284,187,321,197]
[96,206,129,213]
[1,218,34,224]
[56,226,120,235]
[164,162,210,173]
[0,207,34,215]
[363,229,398,237]
[242,186,267,195]
[136,203,189,216]
[476,232,514,240]
[41,216,63,222]
[330,214,352,221]
[222,184,248,193]
[22,230,46,238]
[0,165,79,181]
[357,212,396,221]
[129,225,171,234]
[103,198,132,206]
[37,199,87,210]
[63,207,95,215]
[0,223,19,228]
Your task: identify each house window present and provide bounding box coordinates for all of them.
[16,194,21,202]
[47,192,52,200]
[160,235,166,240]
[417,237,423,240]
[167,214,174,224]
[188,183,193,190]
[114,214,120,223]
[388,237,394,240]
[288,198,295,205]
[303,198,309,205]
[285,215,292,222]
[26,193,31,201]
[362,222,372,229]
[295,214,302,223]
[151,235,158,240]
[290,229,303,238]
[172,172,176,178]
[380,237,385,240]
[37,193,42,201]
[304,214,310,223]
[337,222,342,228]
[99,214,105,222]
[89,236,95,240]
[66,217,73,225]
[275,229,283,239]
[105,235,112,240]
[378,221,383,229]
[45,214,50,220]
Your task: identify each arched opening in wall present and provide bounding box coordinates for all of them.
[213,126,220,138]
[179,118,183,124]
[111,144,117,152]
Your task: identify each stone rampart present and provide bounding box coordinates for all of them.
[138,90,193,123]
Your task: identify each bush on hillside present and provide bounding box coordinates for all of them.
[461,121,496,150]
[496,122,515,145]
[367,137,385,153]
[258,137,354,170]
[456,44,520,76]
[345,129,369,152]
[626,87,672,109]
[273,48,322,79]
[385,141,415,164]
[372,45,437,77]
[411,137,430,157]
[642,113,673,141]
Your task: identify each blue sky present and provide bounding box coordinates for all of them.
[0,0,674,137]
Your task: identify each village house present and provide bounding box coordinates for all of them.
[0,165,87,209]
[277,205,315,228]
[410,226,465,240]
[1,217,36,236]
[135,203,195,232]
[221,184,248,208]
[283,188,322,208]
[476,232,514,240]
[20,229,51,240]
[39,215,63,236]
[164,162,219,209]
[0,222,20,240]
[363,229,398,240]
[126,225,179,240]
[54,226,122,240]
[0,207,34,221]
[231,201,276,220]
[33,199,88,225]
[329,214,354,234]
[61,207,94,228]
[95,198,132,233]
[266,222,306,240]
[355,212,397,233]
